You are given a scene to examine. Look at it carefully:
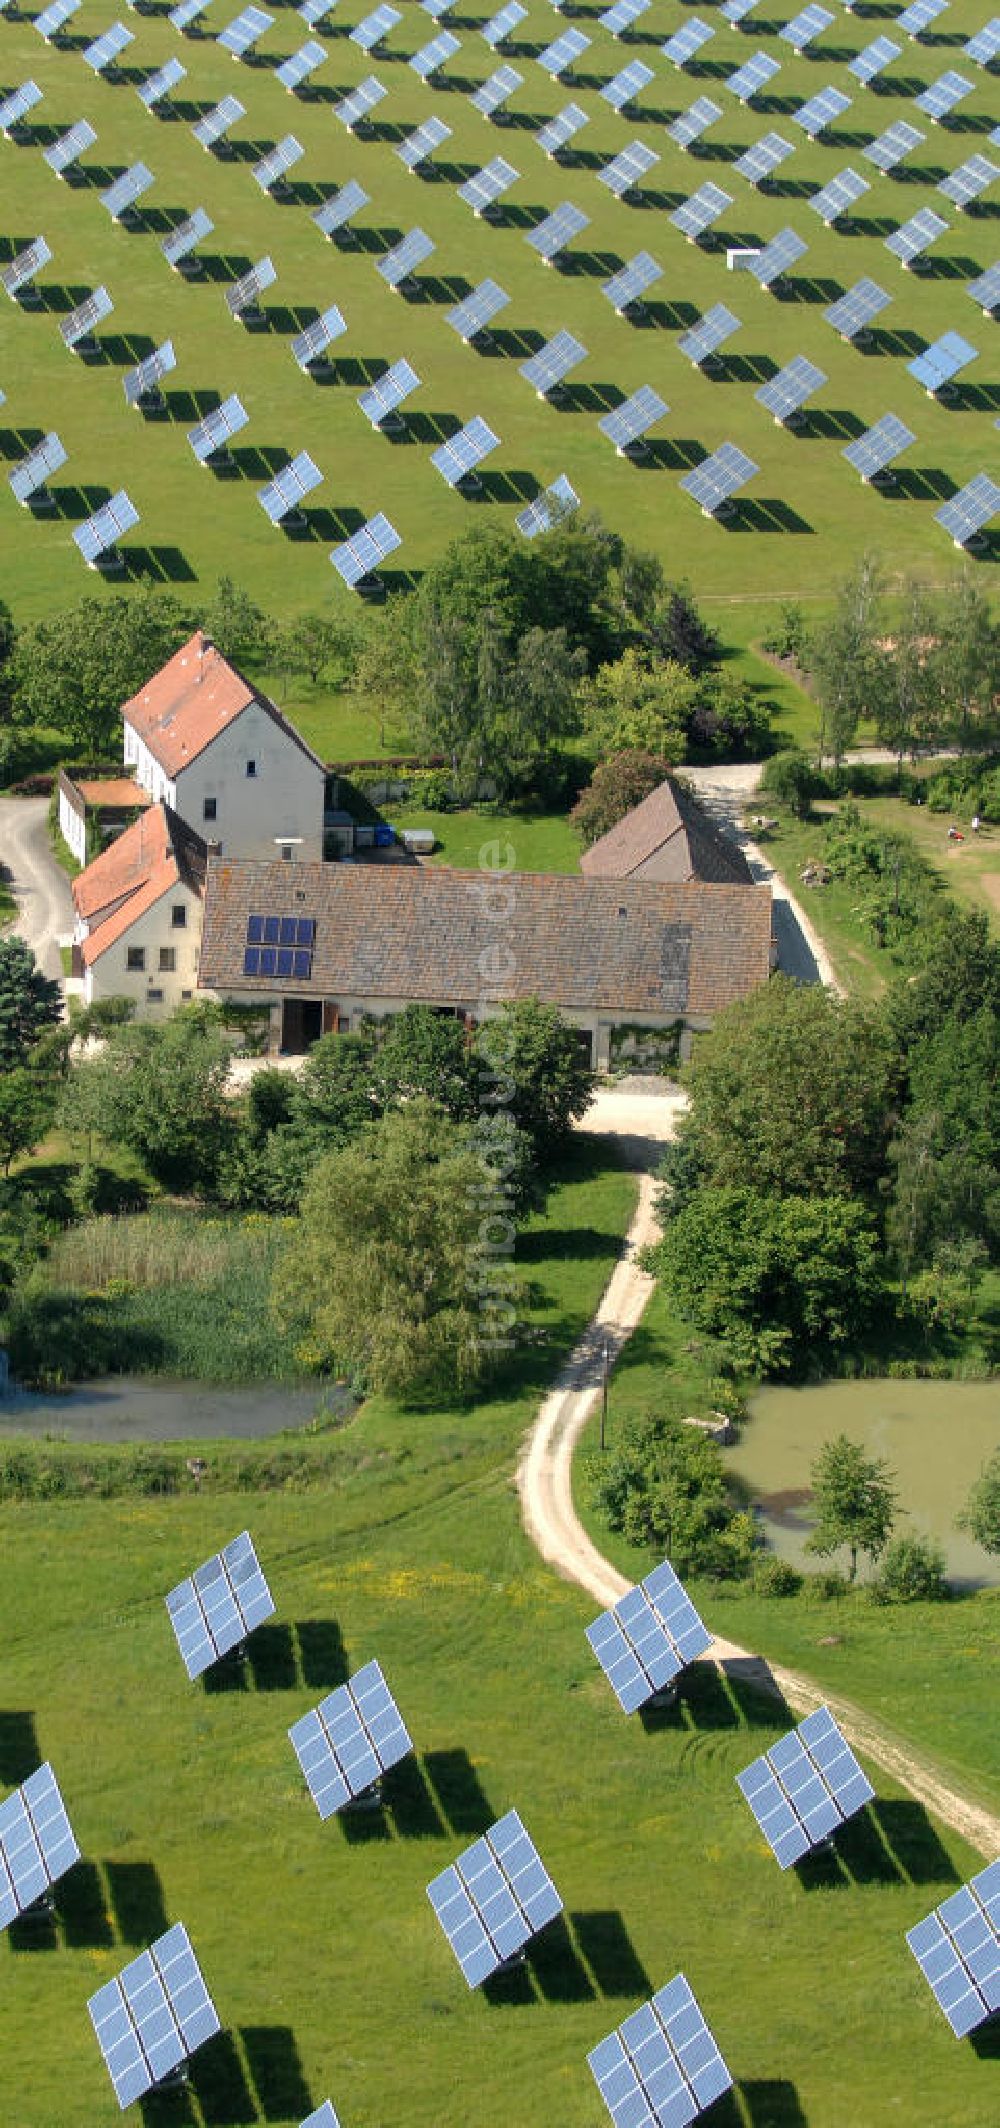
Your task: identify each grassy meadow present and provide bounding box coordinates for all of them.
[0,0,996,633]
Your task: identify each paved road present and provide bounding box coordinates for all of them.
[0,795,74,982]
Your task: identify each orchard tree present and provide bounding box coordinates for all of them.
[202,577,276,669]
[806,1434,897,1582]
[569,751,674,847]
[932,572,998,747]
[0,937,61,1072]
[875,578,942,774]
[958,1450,1000,1556]
[11,590,189,752]
[809,554,885,766]
[0,1068,55,1175]
[65,1005,233,1190]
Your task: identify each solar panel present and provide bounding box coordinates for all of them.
[100,163,155,223]
[599,140,659,198]
[599,385,667,453]
[276,40,327,91]
[809,167,868,225]
[289,1659,413,1815]
[331,511,402,587]
[421,0,451,14]
[44,118,96,174]
[258,451,322,525]
[60,285,113,349]
[967,261,1000,315]
[965,18,1000,66]
[0,80,43,135]
[313,180,369,237]
[408,28,459,76]
[864,120,924,172]
[849,34,900,84]
[936,473,1000,549]
[482,1,526,48]
[538,28,590,76]
[748,226,807,288]
[908,329,977,392]
[292,304,347,369]
[720,0,759,21]
[825,276,891,340]
[217,3,273,55]
[737,1705,875,1868]
[397,116,452,169]
[726,50,780,101]
[359,357,420,427]
[193,96,246,150]
[169,0,209,29]
[166,1530,274,1676]
[526,201,590,261]
[427,1810,562,1986]
[680,441,757,515]
[138,57,186,109]
[733,132,795,187]
[162,207,214,270]
[939,155,998,210]
[601,60,654,113]
[299,0,336,22]
[10,432,68,505]
[908,1860,1000,2037]
[252,134,305,194]
[916,70,973,121]
[301,2105,343,2128]
[662,18,714,68]
[668,97,722,150]
[243,913,315,976]
[515,472,578,537]
[601,0,648,34]
[447,278,509,339]
[678,302,740,365]
[536,102,588,157]
[520,329,587,396]
[83,24,134,74]
[89,1925,220,2109]
[670,182,732,241]
[756,353,826,423]
[586,1562,711,1714]
[471,65,522,117]
[431,416,500,487]
[74,490,139,567]
[794,85,851,138]
[458,157,519,214]
[1,237,51,299]
[226,258,277,321]
[377,228,435,289]
[590,1973,733,2127]
[0,1764,79,1925]
[842,411,915,481]
[602,251,662,312]
[885,206,948,267]
[123,340,176,408]
[353,3,401,49]
[334,75,387,129]
[781,2,832,48]
[898,0,946,30]
[34,0,79,38]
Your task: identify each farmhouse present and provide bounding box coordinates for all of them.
[71,803,206,1013]
[581,775,755,887]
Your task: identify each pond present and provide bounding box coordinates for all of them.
[726,1378,1000,1588]
[0,1378,353,1444]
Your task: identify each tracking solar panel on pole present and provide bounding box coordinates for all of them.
[276,40,327,92]
[83,24,134,75]
[170,0,209,30]
[123,340,176,411]
[9,431,67,509]
[90,1925,220,2108]
[538,27,590,77]
[1,237,51,302]
[590,1974,733,2127]
[726,50,780,101]
[601,59,653,113]
[670,182,732,243]
[756,354,826,426]
[74,490,139,569]
[898,0,947,32]
[720,0,759,22]
[737,1705,874,1867]
[138,58,186,112]
[809,167,868,226]
[526,201,589,264]
[252,134,305,196]
[781,2,832,48]
[34,0,80,41]
[680,442,757,517]
[431,417,499,490]
[939,156,998,211]
[916,69,972,121]
[358,357,420,430]
[447,278,509,343]
[331,512,401,590]
[885,206,948,269]
[226,256,277,321]
[668,97,721,151]
[470,66,522,118]
[162,207,214,273]
[520,329,587,398]
[601,251,662,315]
[217,3,274,56]
[515,473,578,537]
[733,132,795,188]
[794,85,851,138]
[678,302,740,368]
[193,96,246,153]
[748,226,807,290]
[259,452,323,527]
[397,116,452,171]
[842,412,915,484]
[351,2,399,48]
[965,18,1000,66]
[458,157,519,216]
[0,80,43,137]
[100,163,155,224]
[599,385,667,457]
[908,1860,1000,2036]
[600,0,648,33]
[849,35,900,85]
[377,228,435,292]
[662,17,714,68]
[863,120,924,174]
[587,1562,711,1713]
[936,474,1000,550]
[535,102,588,158]
[598,140,658,199]
[60,285,113,352]
[482,2,526,47]
[166,1530,273,1673]
[428,1810,562,1986]
[44,118,96,175]
[300,0,336,23]
[313,179,369,241]
[825,277,891,342]
[301,2104,343,2128]
[967,262,1000,317]
[292,304,347,372]
[334,75,387,130]
[0,1764,79,1925]
[289,1659,413,1814]
[908,330,977,394]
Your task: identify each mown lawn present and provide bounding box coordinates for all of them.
[390,803,583,871]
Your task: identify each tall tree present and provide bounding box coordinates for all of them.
[202,577,276,669]
[65,1006,233,1190]
[875,578,941,775]
[11,590,190,752]
[0,1068,55,1175]
[0,937,61,1072]
[476,999,595,1158]
[931,571,997,748]
[958,1450,1000,1557]
[581,650,698,760]
[806,1434,897,1582]
[809,555,885,766]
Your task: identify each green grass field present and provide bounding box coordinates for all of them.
[0,0,997,632]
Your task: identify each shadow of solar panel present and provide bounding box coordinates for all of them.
[289,1658,412,1816]
[734,132,795,186]
[908,330,977,392]
[10,431,67,502]
[314,180,369,237]
[124,341,176,407]
[755,354,825,422]
[89,1924,220,2108]
[447,278,509,337]
[842,412,915,479]
[602,252,662,311]
[44,118,97,173]
[166,1530,274,1677]
[586,1559,710,1714]
[668,97,721,150]
[849,34,900,84]
[74,491,138,565]
[536,102,588,156]
[908,1860,1000,2038]
[0,1763,80,1926]
[194,95,245,149]
[935,474,1000,547]
[589,1973,732,2128]
[663,17,714,68]
[427,1809,562,1986]
[737,1704,874,1868]
[726,50,780,100]
[1,238,51,298]
[599,385,667,450]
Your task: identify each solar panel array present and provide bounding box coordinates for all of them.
[678,303,740,367]
[842,412,916,482]
[313,180,369,238]
[1,236,51,299]
[43,118,96,174]
[680,441,757,514]
[470,65,521,117]
[599,140,658,200]
[668,98,722,151]
[781,3,833,50]
[60,284,113,349]
[939,156,999,212]
[410,28,459,77]
[601,0,648,35]
[849,35,901,85]
[276,40,326,94]
[734,133,795,188]
[736,1706,875,1868]
[331,511,402,587]
[586,1562,711,1714]
[825,277,891,340]
[810,168,869,226]
[520,328,587,396]
[165,1530,275,1676]
[10,429,67,503]
[100,163,155,224]
[589,1974,733,2128]
[377,228,435,290]
[864,121,924,174]
[74,489,139,566]
[334,75,386,130]
[162,207,214,271]
[34,0,79,40]
[0,78,43,133]
[908,330,978,394]
[351,2,400,51]
[189,393,249,463]
[599,384,667,451]
[482,2,526,50]
[967,263,1000,316]
[915,70,972,123]
[526,201,590,262]
[288,1660,413,1816]
[515,471,578,537]
[794,85,851,139]
[748,227,808,289]
[431,415,499,486]
[0,1764,79,1923]
[302,2104,342,2128]
[293,305,347,370]
[397,116,451,172]
[663,18,714,70]
[82,22,133,74]
[935,474,1000,549]
[89,1925,220,2108]
[447,278,509,341]
[756,354,826,423]
[965,18,1000,65]
[252,135,305,195]
[538,27,590,78]
[217,3,273,56]
[226,256,277,317]
[259,450,323,524]
[536,102,588,157]
[726,49,780,101]
[138,57,186,111]
[601,60,654,114]
[193,95,246,151]
[602,252,662,313]
[427,1810,562,1986]
[458,157,519,215]
[886,207,949,269]
[907,1861,1000,2037]
[670,182,732,242]
[359,357,420,427]
[123,340,176,408]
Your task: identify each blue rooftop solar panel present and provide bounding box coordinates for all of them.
[590,1973,733,2127]
[587,1560,711,1713]
[427,1809,562,1986]
[908,1859,1000,2036]
[737,1704,874,1867]
[842,412,915,481]
[0,1764,80,1926]
[289,1659,413,1815]
[908,330,977,392]
[89,1925,220,2109]
[165,1529,274,1676]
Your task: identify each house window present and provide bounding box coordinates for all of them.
[171,904,187,929]
[127,946,145,973]
[337,1016,349,1034]
[181,989,192,1000]
[159,947,176,974]
[203,797,217,823]
[280,845,293,861]
[147,987,164,1003]
[246,760,257,779]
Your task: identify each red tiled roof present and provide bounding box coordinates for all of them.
[120,631,323,779]
[73,804,206,965]
[580,776,753,886]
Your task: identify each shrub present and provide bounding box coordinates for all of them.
[759,750,819,818]
[871,1534,949,1604]
[752,1556,803,1598]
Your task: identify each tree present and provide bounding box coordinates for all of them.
[475,1000,595,1159]
[0,937,61,1072]
[759,750,819,819]
[11,590,190,752]
[686,672,773,762]
[805,1434,897,1582]
[874,578,942,775]
[352,600,420,751]
[201,577,276,669]
[569,751,674,848]
[271,1102,504,1396]
[581,650,698,759]
[273,612,356,692]
[644,584,722,675]
[809,555,885,766]
[931,571,998,748]
[0,1067,54,1175]
[589,1412,756,1576]
[874,1534,948,1604]
[375,1005,478,1118]
[413,606,585,799]
[65,1006,233,1190]
[958,1449,1000,1556]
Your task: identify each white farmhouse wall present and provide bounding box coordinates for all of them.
[58,789,87,866]
[122,725,176,811]
[173,703,324,862]
[83,880,203,1014]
